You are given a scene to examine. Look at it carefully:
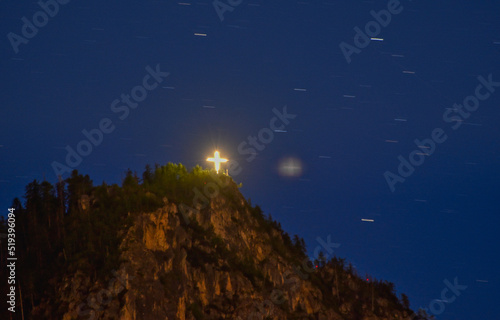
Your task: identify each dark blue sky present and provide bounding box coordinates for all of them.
[2,1,499,318]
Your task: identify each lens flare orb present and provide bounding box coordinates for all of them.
[278,157,303,177]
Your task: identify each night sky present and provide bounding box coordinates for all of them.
[2,1,500,318]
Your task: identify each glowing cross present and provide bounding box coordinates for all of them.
[207,151,228,174]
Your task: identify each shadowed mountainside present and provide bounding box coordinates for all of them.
[0,164,434,319]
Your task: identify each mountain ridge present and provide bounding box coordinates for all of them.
[1,163,432,319]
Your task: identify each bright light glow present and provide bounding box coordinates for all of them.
[361,219,374,222]
[207,151,228,173]
[278,157,303,177]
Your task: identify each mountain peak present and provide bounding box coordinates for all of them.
[2,164,429,319]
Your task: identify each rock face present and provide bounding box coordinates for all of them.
[36,180,411,320]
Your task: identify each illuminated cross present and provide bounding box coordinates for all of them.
[207,151,228,174]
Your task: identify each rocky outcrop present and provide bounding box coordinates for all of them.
[34,181,411,320]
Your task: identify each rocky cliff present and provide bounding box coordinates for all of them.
[5,165,422,319]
